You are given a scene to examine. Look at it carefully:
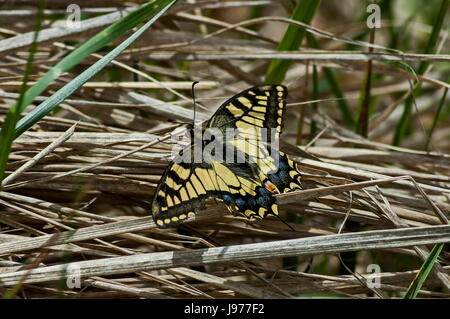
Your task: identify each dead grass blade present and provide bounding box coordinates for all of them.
[0,225,448,287]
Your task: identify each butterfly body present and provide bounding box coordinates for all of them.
[151,85,302,228]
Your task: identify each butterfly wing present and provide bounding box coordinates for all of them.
[207,85,303,220]
[209,150,303,220]
[208,84,288,184]
[207,85,286,133]
[151,145,221,228]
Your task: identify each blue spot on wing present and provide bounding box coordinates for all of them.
[279,170,288,181]
[235,198,246,208]
[268,153,302,192]
[219,185,276,217]
[222,194,233,205]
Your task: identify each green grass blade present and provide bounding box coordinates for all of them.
[306,33,354,127]
[426,75,449,149]
[20,1,175,114]
[0,0,46,183]
[403,243,444,299]
[265,0,321,84]
[309,65,319,140]
[14,0,177,139]
[356,26,376,137]
[393,0,449,146]
[0,0,177,184]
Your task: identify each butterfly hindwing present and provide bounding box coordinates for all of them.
[212,148,303,221]
[211,161,278,219]
[267,151,303,193]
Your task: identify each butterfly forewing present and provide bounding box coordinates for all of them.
[207,85,287,134]
[151,158,220,228]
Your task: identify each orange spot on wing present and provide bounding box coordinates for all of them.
[264,180,279,194]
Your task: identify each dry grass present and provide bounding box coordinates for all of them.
[0,0,449,299]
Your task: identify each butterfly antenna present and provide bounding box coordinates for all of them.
[191,81,199,127]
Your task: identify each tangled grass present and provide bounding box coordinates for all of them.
[0,0,449,299]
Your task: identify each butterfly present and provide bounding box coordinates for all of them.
[151,84,302,228]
